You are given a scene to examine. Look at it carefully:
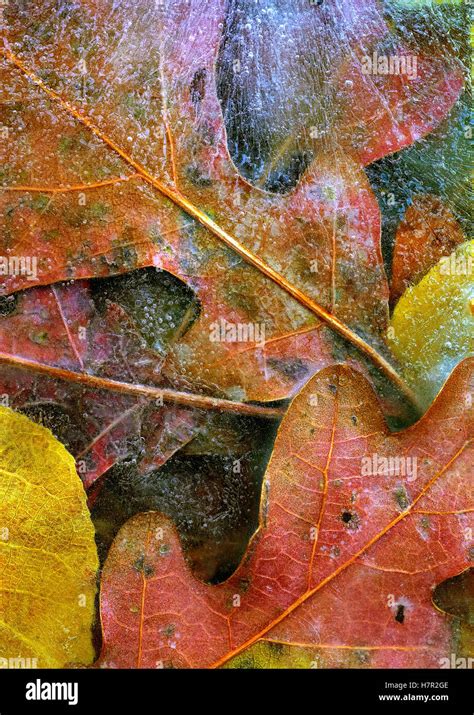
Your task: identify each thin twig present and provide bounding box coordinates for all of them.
[0,352,285,419]
[0,174,140,193]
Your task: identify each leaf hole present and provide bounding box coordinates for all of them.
[395,604,405,624]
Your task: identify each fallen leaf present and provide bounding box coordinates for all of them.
[0,274,209,487]
[0,0,462,402]
[389,240,473,408]
[97,359,473,668]
[390,195,465,305]
[0,405,98,667]
[218,1,465,183]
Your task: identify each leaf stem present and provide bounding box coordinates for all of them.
[0,352,284,419]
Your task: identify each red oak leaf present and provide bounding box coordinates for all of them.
[0,0,463,403]
[97,359,473,668]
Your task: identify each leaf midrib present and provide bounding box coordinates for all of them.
[210,439,470,668]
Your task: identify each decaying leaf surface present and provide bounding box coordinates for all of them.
[0,0,463,402]
[389,241,473,408]
[218,1,465,184]
[98,360,473,668]
[390,195,465,305]
[0,406,98,667]
[0,275,204,487]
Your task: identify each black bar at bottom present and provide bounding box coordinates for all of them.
[0,667,470,713]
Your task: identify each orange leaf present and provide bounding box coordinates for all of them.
[0,1,462,403]
[98,359,473,668]
[391,196,465,305]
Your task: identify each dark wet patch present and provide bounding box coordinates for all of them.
[239,577,251,593]
[190,67,207,107]
[19,402,80,452]
[233,656,254,669]
[267,640,284,655]
[185,163,213,188]
[162,623,176,638]
[394,486,410,511]
[90,268,200,355]
[133,553,155,577]
[355,649,370,665]
[0,294,19,316]
[267,357,309,381]
[29,330,49,345]
[433,569,473,621]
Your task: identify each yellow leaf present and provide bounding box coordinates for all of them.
[0,407,98,668]
[388,240,473,408]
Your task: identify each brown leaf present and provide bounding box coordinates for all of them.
[0,0,462,402]
[391,195,465,305]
